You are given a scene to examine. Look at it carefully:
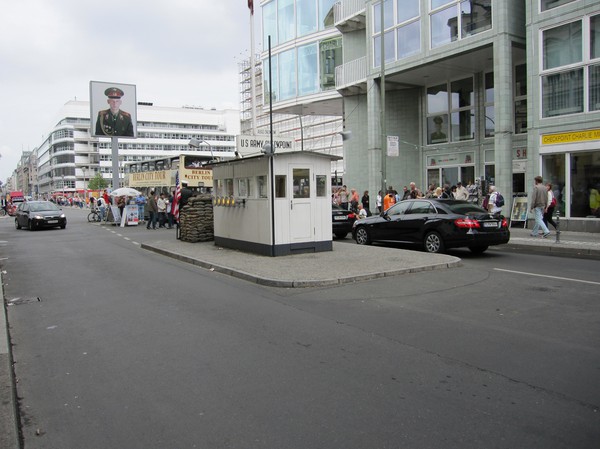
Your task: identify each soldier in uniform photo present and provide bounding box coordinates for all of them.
[95,87,134,137]
[429,115,447,144]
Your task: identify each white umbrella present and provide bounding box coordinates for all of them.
[110,187,142,197]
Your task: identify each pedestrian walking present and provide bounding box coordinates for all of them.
[543,182,559,232]
[530,176,550,238]
[146,190,158,230]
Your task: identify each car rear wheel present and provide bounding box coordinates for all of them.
[469,245,489,254]
[334,232,348,239]
[355,226,371,245]
[424,231,444,253]
[15,219,21,230]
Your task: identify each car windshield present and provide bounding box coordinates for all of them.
[445,202,487,215]
[29,202,60,212]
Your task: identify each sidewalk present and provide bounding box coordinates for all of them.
[497,226,600,259]
[140,227,599,289]
[141,239,463,288]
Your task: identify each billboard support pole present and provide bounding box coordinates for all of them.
[111,137,119,190]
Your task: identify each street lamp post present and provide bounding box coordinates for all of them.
[61,175,65,203]
[188,138,216,162]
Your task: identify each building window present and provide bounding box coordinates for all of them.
[319,0,337,29]
[373,0,421,67]
[263,1,277,46]
[543,21,582,70]
[258,176,268,198]
[541,154,565,216]
[592,15,600,59]
[427,78,474,144]
[484,72,495,137]
[293,168,310,198]
[397,20,421,59]
[320,37,342,91]
[590,64,600,111]
[430,0,492,49]
[316,175,327,197]
[278,0,295,44]
[264,36,341,103]
[542,68,584,117]
[450,77,474,141]
[540,0,576,12]
[568,152,599,218]
[263,55,279,105]
[299,43,319,95]
[541,16,600,118]
[297,0,317,37]
[275,175,287,197]
[514,64,527,133]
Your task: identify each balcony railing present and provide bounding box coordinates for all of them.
[336,56,367,90]
[334,0,366,31]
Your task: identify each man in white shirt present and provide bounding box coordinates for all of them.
[454,181,469,201]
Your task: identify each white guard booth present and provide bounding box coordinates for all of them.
[211,151,341,256]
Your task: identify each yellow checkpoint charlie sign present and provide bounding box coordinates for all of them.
[542,129,600,145]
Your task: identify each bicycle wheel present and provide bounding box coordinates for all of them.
[87,211,100,222]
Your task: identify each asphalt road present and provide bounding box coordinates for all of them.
[1,209,599,449]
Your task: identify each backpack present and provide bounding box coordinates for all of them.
[495,192,505,207]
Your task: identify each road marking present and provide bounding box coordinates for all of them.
[494,268,600,286]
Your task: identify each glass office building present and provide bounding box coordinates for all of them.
[260,0,600,231]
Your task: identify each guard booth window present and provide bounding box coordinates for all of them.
[293,168,310,198]
[275,175,286,198]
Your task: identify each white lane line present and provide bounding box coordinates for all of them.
[494,268,600,286]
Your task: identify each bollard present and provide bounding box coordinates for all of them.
[555,207,561,243]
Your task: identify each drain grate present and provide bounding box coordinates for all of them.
[7,297,41,306]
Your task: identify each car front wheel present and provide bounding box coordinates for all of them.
[15,219,21,230]
[424,231,444,253]
[355,226,371,245]
[28,220,36,231]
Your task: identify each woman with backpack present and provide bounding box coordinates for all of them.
[487,185,503,216]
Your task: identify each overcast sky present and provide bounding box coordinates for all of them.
[0,0,260,183]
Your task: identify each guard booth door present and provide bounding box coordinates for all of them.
[290,166,313,242]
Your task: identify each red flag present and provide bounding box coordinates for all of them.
[248,0,253,14]
[172,171,181,222]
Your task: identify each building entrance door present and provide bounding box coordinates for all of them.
[289,166,313,242]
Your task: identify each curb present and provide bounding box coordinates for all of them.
[0,271,21,449]
[141,243,462,288]
[491,242,600,260]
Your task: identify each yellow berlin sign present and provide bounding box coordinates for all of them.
[541,129,600,145]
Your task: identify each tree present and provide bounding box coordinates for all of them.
[88,173,108,191]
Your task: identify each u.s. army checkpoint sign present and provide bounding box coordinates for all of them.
[236,135,295,156]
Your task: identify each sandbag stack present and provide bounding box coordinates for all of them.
[179,195,214,242]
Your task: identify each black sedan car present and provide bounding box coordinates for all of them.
[352,199,509,253]
[15,201,67,230]
[332,204,357,239]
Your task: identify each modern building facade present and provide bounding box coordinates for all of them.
[30,101,239,198]
[240,56,345,179]
[260,0,600,231]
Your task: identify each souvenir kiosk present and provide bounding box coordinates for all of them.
[211,151,341,256]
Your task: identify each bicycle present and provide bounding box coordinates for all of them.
[87,207,103,223]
